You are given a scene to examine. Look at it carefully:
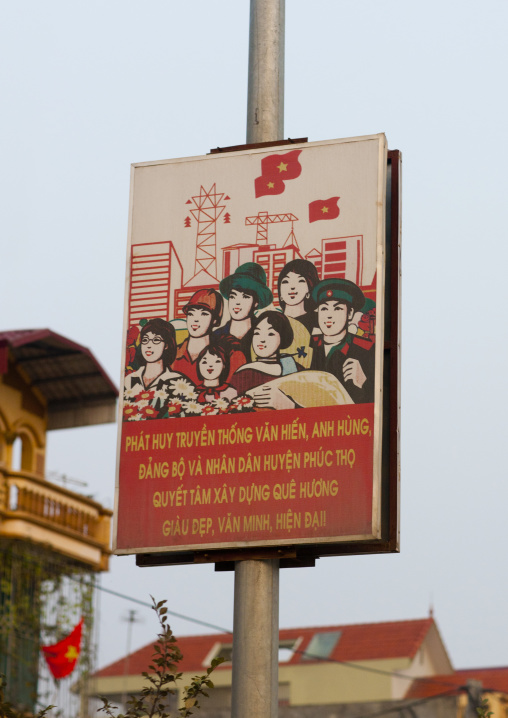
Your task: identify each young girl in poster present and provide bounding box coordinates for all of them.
[195,342,238,404]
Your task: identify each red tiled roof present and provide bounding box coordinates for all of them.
[406,668,508,699]
[95,618,435,678]
[0,328,117,428]
[282,618,434,664]
[0,330,48,345]
[95,633,229,677]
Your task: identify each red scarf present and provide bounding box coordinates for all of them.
[197,382,230,402]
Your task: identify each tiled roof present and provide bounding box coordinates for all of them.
[95,633,228,677]
[282,618,435,664]
[0,328,117,428]
[406,668,508,699]
[95,618,435,678]
[0,330,46,345]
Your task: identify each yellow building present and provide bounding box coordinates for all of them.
[0,328,117,711]
[92,616,508,718]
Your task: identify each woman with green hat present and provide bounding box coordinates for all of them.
[214,262,273,358]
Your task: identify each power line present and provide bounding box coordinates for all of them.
[290,646,463,689]
[81,577,498,694]
[83,577,233,634]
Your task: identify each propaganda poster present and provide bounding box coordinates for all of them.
[114,134,388,555]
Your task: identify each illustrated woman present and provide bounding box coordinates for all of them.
[171,288,224,385]
[230,311,301,403]
[123,318,198,419]
[195,342,238,403]
[273,258,319,368]
[171,287,245,385]
[126,318,178,390]
[216,262,273,358]
[277,259,319,333]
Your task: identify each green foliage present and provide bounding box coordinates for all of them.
[0,540,96,712]
[1,592,222,718]
[476,698,494,718]
[0,673,55,718]
[98,596,224,718]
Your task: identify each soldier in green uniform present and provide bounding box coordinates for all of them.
[310,278,375,404]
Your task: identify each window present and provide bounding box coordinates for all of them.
[11,437,22,470]
[209,638,299,666]
[302,631,341,660]
[215,643,233,663]
[10,434,34,472]
[278,639,297,663]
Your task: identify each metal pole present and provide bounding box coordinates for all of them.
[231,3,284,716]
[246,0,285,143]
[231,560,280,718]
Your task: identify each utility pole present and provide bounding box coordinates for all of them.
[465,680,483,718]
[231,3,285,717]
[121,609,140,708]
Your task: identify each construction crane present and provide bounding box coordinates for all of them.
[245,210,298,245]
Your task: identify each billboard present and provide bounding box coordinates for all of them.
[114,134,396,561]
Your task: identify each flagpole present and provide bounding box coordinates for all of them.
[230,3,284,717]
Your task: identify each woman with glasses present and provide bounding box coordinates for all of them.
[123,318,198,420]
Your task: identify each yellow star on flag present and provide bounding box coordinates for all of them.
[65,646,79,661]
[277,161,288,173]
[267,181,275,188]
[321,206,329,214]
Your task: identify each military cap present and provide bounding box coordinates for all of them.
[311,278,365,313]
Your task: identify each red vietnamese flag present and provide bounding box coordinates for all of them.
[260,149,302,180]
[254,174,286,198]
[308,197,340,223]
[41,618,83,679]
[254,149,303,197]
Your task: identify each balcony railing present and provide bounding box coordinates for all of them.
[0,467,112,570]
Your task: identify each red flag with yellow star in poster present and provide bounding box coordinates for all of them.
[254,175,285,197]
[41,618,83,679]
[254,149,302,197]
[308,196,340,222]
[260,149,302,180]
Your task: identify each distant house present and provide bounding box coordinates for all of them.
[406,668,508,718]
[90,616,508,717]
[0,328,117,712]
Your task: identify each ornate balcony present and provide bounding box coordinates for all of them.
[0,468,112,571]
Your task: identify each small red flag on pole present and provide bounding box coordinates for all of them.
[41,618,83,679]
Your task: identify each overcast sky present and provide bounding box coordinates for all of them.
[1,0,507,674]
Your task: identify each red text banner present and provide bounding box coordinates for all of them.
[116,403,375,552]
